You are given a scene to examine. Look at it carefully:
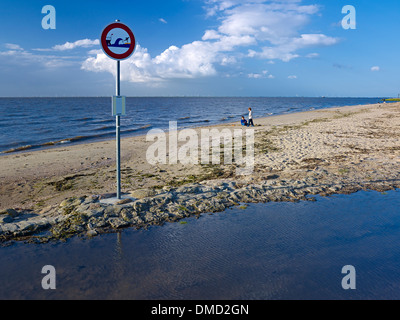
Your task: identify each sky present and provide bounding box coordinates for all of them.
[0,0,399,97]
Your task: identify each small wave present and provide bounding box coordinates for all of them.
[2,145,35,154]
[122,124,152,134]
[178,116,191,120]
[1,133,112,154]
[92,119,114,124]
[72,117,95,122]
[186,119,210,124]
[92,125,115,131]
[1,124,156,153]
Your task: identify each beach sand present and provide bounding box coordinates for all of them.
[1,102,400,241]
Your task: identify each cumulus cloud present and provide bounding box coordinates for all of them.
[82,42,224,82]
[371,66,380,72]
[34,39,100,52]
[82,0,339,83]
[52,39,100,51]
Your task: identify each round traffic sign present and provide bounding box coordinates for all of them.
[101,22,135,60]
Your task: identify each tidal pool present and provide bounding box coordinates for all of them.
[1,190,400,300]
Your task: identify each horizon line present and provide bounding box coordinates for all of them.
[0,95,388,99]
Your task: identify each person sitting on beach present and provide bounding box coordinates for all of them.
[241,116,248,126]
[248,107,254,127]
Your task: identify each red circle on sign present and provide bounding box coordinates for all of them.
[101,22,135,60]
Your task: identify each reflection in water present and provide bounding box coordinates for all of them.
[0,190,400,300]
[112,232,124,287]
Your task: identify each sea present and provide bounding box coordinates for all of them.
[0,97,383,154]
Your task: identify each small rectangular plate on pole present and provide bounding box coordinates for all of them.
[112,96,126,116]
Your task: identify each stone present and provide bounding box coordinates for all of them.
[99,192,117,200]
[130,188,157,199]
[108,217,129,229]
[133,199,150,211]
[0,209,19,218]
[115,198,133,205]
[71,197,85,207]
[0,215,13,223]
[59,199,71,208]
[86,229,98,237]
[1,223,19,234]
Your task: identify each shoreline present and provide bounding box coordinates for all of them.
[0,98,384,156]
[1,102,400,243]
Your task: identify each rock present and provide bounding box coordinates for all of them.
[71,197,85,207]
[130,188,157,199]
[17,221,39,235]
[133,199,150,211]
[115,198,133,205]
[88,216,108,228]
[99,192,117,200]
[59,200,70,208]
[0,215,13,223]
[0,209,19,218]
[175,184,203,194]
[1,223,19,234]
[104,205,124,217]
[86,229,98,237]
[39,205,54,215]
[119,210,132,221]
[85,207,105,218]
[108,217,129,229]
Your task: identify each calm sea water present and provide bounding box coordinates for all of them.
[1,190,400,300]
[0,97,383,154]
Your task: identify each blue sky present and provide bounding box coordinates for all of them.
[0,0,399,97]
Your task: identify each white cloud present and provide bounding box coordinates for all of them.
[5,43,23,51]
[288,75,297,79]
[248,73,263,78]
[202,30,221,40]
[247,70,274,79]
[52,39,100,51]
[248,34,338,62]
[306,52,319,58]
[34,39,100,52]
[159,18,168,24]
[82,0,339,83]
[0,44,80,68]
[371,66,380,72]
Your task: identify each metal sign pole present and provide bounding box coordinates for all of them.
[101,20,135,201]
[116,60,121,199]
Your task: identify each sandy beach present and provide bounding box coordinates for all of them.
[1,102,400,242]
